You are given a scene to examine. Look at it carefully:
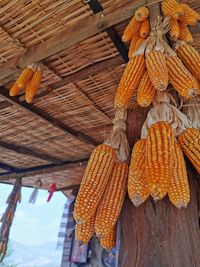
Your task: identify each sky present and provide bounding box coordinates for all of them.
[0,183,66,246]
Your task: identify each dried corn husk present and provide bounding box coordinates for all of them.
[182,97,200,129]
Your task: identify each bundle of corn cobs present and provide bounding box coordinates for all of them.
[9,63,42,103]
[74,1,200,250]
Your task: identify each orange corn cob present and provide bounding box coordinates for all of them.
[135,7,149,22]
[122,16,141,42]
[179,4,200,26]
[9,82,22,96]
[140,19,150,38]
[166,55,200,98]
[137,71,156,107]
[178,22,193,43]
[16,66,34,89]
[161,0,184,20]
[129,37,144,59]
[25,66,42,103]
[145,121,175,200]
[75,214,95,244]
[128,139,149,206]
[146,50,169,91]
[169,18,180,41]
[74,144,116,223]
[128,31,141,59]
[100,226,116,250]
[178,128,200,173]
[114,55,146,109]
[95,162,128,237]
[168,143,190,209]
[176,43,200,80]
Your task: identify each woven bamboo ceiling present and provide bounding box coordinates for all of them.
[0,0,199,192]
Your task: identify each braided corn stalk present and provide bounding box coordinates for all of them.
[175,42,200,80]
[100,226,116,250]
[161,0,183,20]
[114,55,145,109]
[140,19,150,38]
[179,3,200,26]
[128,139,149,206]
[137,71,156,107]
[16,65,34,89]
[166,55,200,98]
[128,32,141,59]
[178,22,193,43]
[169,18,180,41]
[95,162,128,237]
[25,65,42,103]
[135,7,149,22]
[74,144,116,223]
[146,50,169,91]
[122,16,141,42]
[145,121,175,200]
[168,143,190,209]
[178,128,200,173]
[75,214,95,244]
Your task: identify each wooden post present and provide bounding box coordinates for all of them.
[119,110,200,267]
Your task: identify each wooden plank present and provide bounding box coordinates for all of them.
[0,86,98,147]
[0,0,146,82]
[0,140,62,164]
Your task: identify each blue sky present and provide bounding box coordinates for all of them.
[0,183,66,245]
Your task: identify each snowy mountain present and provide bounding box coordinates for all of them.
[6,241,62,267]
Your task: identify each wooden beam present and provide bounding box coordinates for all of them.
[0,158,88,181]
[0,86,98,147]
[0,0,145,82]
[0,162,19,172]
[0,140,62,164]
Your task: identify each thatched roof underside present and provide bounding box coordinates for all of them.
[0,0,199,192]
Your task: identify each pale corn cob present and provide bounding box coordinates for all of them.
[161,0,184,20]
[128,32,141,59]
[176,43,200,80]
[168,143,190,209]
[25,66,42,103]
[137,71,156,107]
[145,121,175,200]
[140,19,150,38]
[128,139,149,206]
[169,18,180,41]
[178,22,193,43]
[146,50,169,91]
[75,214,95,244]
[178,128,200,173]
[95,162,128,237]
[74,144,116,223]
[9,82,21,96]
[114,55,146,109]
[179,4,200,26]
[16,66,34,88]
[100,226,116,250]
[122,16,141,42]
[135,7,149,22]
[166,55,200,98]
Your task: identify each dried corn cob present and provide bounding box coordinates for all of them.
[114,55,146,109]
[166,55,200,98]
[122,16,141,42]
[140,19,150,38]
[178,128,200,173]
[25,65,42,103]
[146,50,169,91]
[128,139,149,206]
[74,144,116,223]
[9,82,21,97]
[161,0,184,20]
[100,226,116,250]
[176,42,200,80]
[178,22,193,43]
[137,71,156,107]
[145,121,175,200]
[179,4,200,26]
[169,18,180,41]
[16,66,34,89]
[129,37,144,59]
[75,214,95,244]
[135,7,149,22]
[128,32,141,59]
[168,143,190,209]
[95,162,128,237]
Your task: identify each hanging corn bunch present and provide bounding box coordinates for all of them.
[0,179,21,261]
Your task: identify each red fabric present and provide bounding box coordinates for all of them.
[47,183,57,202]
